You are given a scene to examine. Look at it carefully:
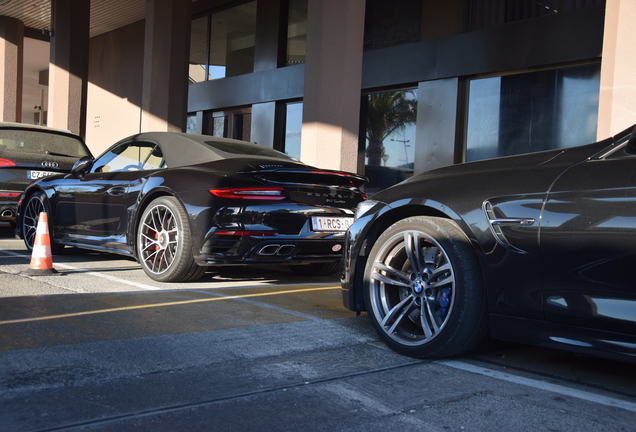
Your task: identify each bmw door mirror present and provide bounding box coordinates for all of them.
[71,156,94,176]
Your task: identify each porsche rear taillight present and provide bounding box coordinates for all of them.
[209,187,286,200]
[0,158,16,167]
[0,191,20,198]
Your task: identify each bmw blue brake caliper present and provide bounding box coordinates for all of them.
[439,287,452,319]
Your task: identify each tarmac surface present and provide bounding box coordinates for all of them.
[0,223,635,431]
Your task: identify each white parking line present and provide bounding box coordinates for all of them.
[0,249,342,322]
[0,249,160,291]
[439,360,636,413]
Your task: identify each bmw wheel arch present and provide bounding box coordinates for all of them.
[363,216,487,358]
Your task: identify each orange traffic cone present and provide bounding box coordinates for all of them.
[24,212,57,275]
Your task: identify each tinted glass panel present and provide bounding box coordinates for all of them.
[283,102,302,159]
[466,63,600,162]
[0,130,89,158]
[209,2,257,79]
[189,16,209,83]
[362,89,417,193]
[286,0,307,65]
[207,108,251,141]
[363,0,603,50]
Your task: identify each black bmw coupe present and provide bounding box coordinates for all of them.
[342,125,636,361]
[18,132,366,281]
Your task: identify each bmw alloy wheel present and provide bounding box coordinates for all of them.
[368,229,456,346]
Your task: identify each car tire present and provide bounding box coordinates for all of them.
[290,261,340,276]
[20,191,64,254]
[137,196,203,282]
[363,216,486,358]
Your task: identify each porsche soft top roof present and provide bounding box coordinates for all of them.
[131,132,293,168]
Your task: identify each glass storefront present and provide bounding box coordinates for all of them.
[188,1,257,82]
[205,107,252,142]
[286,0,307,65]
[465,63,601,162]
[361,89,417,193]
[282,101,303,159]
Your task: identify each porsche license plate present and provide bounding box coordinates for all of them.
[310,216,354,232]
[29,170,57,180]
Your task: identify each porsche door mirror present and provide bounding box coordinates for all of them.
[71,156,94,176]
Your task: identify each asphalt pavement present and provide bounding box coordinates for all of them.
[0,223,634,432]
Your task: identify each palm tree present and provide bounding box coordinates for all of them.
[365,90,417,167]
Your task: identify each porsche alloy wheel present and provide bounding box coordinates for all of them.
[137,196,204,282]
[364,216,486,358]
[22,192,46,251]
[139,204,179,274]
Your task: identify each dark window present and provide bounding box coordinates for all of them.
[0,129,89,158]
[206,107,252,142]
[465,63,601,162]
[188,2,257,82]
[189,16,210,83]
[210,1,257,79]
[467,0,605,31]
[361,88,417,193]
[286,0,307,65]
[363,0,604,50]
[282,101,303,159]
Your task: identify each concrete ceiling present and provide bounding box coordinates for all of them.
[0,0,146,38]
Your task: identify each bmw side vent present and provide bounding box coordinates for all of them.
[482,200,534,254]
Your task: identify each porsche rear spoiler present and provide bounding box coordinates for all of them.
[245,168,368,188]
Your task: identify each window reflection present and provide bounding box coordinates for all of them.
[283,102,303,159]
[286,0,307,65]
[466,63,600,162]
[206,107,252,142]
[209,2,257,79]
[362,89,417,193]
[189,16,209,83]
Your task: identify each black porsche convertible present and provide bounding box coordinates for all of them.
[342,124,636,362]
[18,132,366,281]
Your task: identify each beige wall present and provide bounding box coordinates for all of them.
[300,0,365,173]
[86,21,144,155]
[597,0,636,140]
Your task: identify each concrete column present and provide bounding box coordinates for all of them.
[414,78,461,173]
[48,0,89,136]
[300,0,365,172]
[140,0,192,132]
[597,0,636,140]
[0,16,24,123]
[251,102,276,148]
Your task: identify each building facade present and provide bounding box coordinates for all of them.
[0,0,634,193]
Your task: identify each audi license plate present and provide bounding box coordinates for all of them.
[29,170,58,180]
[310,216,354,232]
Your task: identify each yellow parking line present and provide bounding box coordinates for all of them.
[0,286,340,325]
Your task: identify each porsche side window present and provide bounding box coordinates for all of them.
[93,142,157,173]
[141,145,166,170]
